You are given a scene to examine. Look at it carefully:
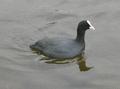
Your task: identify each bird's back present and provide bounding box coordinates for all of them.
[30,38,85,59]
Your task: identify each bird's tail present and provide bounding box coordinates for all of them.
[29,44,34,49]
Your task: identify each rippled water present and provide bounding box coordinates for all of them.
[0,0,120,89]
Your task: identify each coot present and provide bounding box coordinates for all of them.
[30,20,95,60]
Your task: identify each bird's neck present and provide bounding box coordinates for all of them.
[76,27,86,43]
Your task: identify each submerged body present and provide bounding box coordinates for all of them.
[30,38,85,59]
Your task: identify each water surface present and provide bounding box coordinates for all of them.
[0,0,120,89]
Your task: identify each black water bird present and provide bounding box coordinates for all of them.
[30,20,95,61]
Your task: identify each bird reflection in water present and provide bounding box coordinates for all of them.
[39,53,93,72]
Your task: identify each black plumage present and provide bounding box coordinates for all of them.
[30,20,95,60]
